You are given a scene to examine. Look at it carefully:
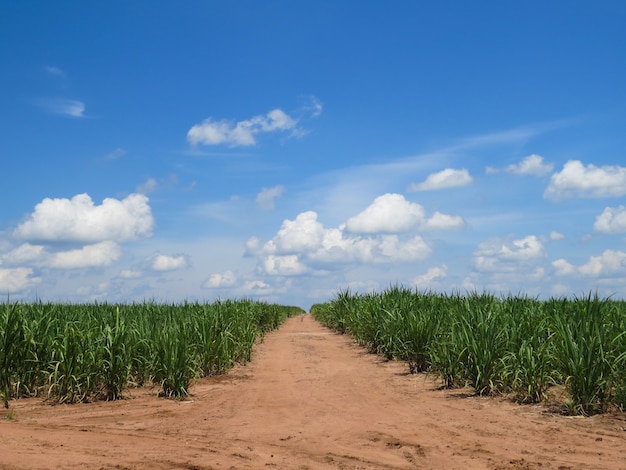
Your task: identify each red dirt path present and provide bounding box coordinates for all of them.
[2,314,626,469]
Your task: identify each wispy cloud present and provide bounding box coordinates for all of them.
[104,148,126,160]
[136,175,178,194]
[38,98,86,118]
[43,65,66,78]
[187,108,299,147]
[301,95,323,118]
[256,185,285,211]
[408,168,473,192]
[411,265,448,289]
[486,154,554,176]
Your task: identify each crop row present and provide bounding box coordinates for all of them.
[311,287,626,415]
[1,300,303,407]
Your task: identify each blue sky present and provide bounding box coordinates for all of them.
[1,1,626,308]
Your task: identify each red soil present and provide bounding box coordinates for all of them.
[2,314,626,469]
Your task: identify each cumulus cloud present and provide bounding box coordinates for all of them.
[554,250,626,278]
[242,279,273,295]
[150,254,188,272]
[187,109,298,147]
[269,211,326,254]
[251,208,433,276]
[378,235,431,262]
[411,265,448,289]
[256,185,285,211]
[263,255,308,276]
[244,236,262,257]
[423,212,465,230]
[486,154,553,176]
[345,194,464,234]
[48,241,122,269]
[204,270,237,288]
[1,243,44,265]
[0,268,40,292]
[14,193,154,243]
[579,250,626,276]
[594,206,626,234]
[473,235,546,272]
[346,194,425,233]
[549,231,565,241]
[544,160,626,200]
[552,258,577,276]
[1,241,122,270]
[119,269,142,279]
[408,168,473,192]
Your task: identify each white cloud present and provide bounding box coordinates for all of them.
[549,231,565,241]
[579,250,626,277]
[263,255,308,276]
[244,236,262,256]
[241,279,273,295]
[486,154,553,176]
[2,241,123,270]
[137,178,158,194]
[544,160,626,200]
[424,212,465,230]
[1,243,44,264]
[378,235,431,262]
[187,108,298,147]
[0,268,40,292]
[411,265,448,289]
[594,206,626,234]
[270,211,326,254]
[204,270,237,288]
[473,235,546,272]
[253,208,433,276]
[151,254,188,271]
[552,259,576,276]
[345,194,465,234]
[553,250,626,278]
[15,193,154,243]
[119,269,142,279]
[346,194,425,233]
[256,185,285,211]
[49,241,122,269]
[307,228,379,264]
[408,168,473,192]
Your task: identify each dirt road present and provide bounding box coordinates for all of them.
[2,314,626,469]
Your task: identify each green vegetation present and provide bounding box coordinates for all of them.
[0,299,302,406]
[311,287,626,415]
